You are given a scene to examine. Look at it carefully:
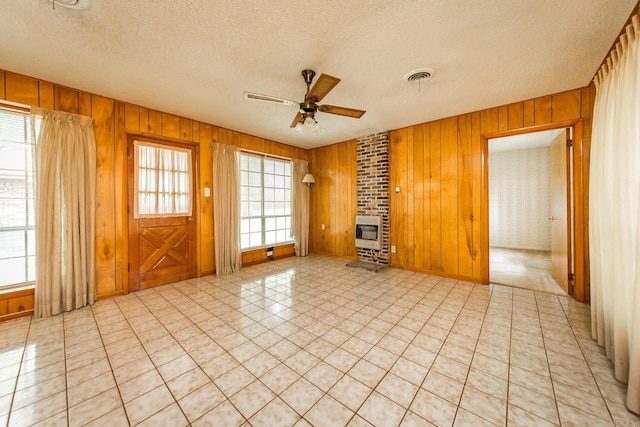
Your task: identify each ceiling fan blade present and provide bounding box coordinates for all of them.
[318,104,366,118]
[307,74,341,102]
[244,92,298,107]
[290,112,303,128]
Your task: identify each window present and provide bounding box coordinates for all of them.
[133,141,193,218]
[0,108,36,288]
[240,153,292,249]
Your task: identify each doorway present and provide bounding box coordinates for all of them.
[127,134,198,292]
[488,128,571,295]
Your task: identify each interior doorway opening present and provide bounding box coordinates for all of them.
[488,128,571,295]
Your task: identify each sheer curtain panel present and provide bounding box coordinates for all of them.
[212,143,241,275]
[30,107,96,318]
[590,13,640,414]
[291,159,309,256]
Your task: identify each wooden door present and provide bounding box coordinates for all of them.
[549,130,571,293]
[128,136,197,292]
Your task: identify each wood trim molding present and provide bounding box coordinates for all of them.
[480,119,587,301]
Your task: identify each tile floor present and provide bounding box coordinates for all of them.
[1,255,639,427]
[490,248,566,296]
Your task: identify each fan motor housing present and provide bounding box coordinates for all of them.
[300,100,317,113]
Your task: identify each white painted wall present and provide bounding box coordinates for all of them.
[489,146,551,251]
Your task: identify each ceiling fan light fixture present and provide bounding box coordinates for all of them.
[295,114,320,134]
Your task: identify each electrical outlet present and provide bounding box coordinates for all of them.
[391,245,396,253]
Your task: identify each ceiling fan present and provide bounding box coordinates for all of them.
[244,69,366,129]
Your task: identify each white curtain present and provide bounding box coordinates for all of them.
[590,13,640,415]
[212,143,241,275]
[30,107,96,318]
[133,141,192,218]
[291,159,310,256]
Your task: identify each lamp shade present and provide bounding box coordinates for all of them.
[302,174,316,185]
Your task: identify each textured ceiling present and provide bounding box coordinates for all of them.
[0,1,635,149]
[489,129,564,153]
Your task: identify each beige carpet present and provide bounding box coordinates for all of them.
[490,247,567,296]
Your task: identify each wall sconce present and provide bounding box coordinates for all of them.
[302,173,316,187]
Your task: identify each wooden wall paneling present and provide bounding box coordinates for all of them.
[162,113,180,139]
[498,105,509,131]
[582,84,595,302]
[251,136,264,154]
[200,124,214,275]
[534,96,552,125]
[508,102,524,130]
[192,122,199,143]
[39,82,54,109]
[148,109,162,135]
[480,107,499,134]
[240,133,252,150]
[440,117,459,275]
[262,139,273,155]
[388,132,397,263]
[457,114,473,278]
[124,104,140,131]
[429,122,443,272]
[5,73,39,106]
[92,95,118,297]
[0,72,4,100]
[412,125,425,270]
[552,89,581,122]
[317,147,329,254]
[406,127,415,267]
[470,112,483,279]
[392,128,408,266]
[114,102,126,293]
[54,86,79,114]
[308,150,317,253]
[422,124,432,270]
[179,117,192,141]
[139,107,149,133]
[328,144,338,255]
[79,92,92,117]
[338,141,348,256]
[523,100,535,127]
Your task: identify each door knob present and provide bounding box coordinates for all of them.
[186,217,194,223]
[548,216,558,221]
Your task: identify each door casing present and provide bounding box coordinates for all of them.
[123,133,201,294]
[480,119,587,302]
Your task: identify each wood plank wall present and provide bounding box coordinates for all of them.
[309,88,593,301]
[308,140,358,259]
[0,69,308,303]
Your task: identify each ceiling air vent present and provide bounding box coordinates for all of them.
[404,68,435,84]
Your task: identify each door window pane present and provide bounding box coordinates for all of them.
[134,141,193,218]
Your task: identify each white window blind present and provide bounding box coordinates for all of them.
[240,153,292,249]
[0,108,36,288]
[134,141,193,218]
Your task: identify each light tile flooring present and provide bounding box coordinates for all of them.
[1,255,639,427]
[490,248,566,296]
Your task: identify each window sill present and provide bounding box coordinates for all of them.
[0,284,35,297]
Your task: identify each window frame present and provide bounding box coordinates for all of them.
[0,106,36,290]
[239,152,293,250]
